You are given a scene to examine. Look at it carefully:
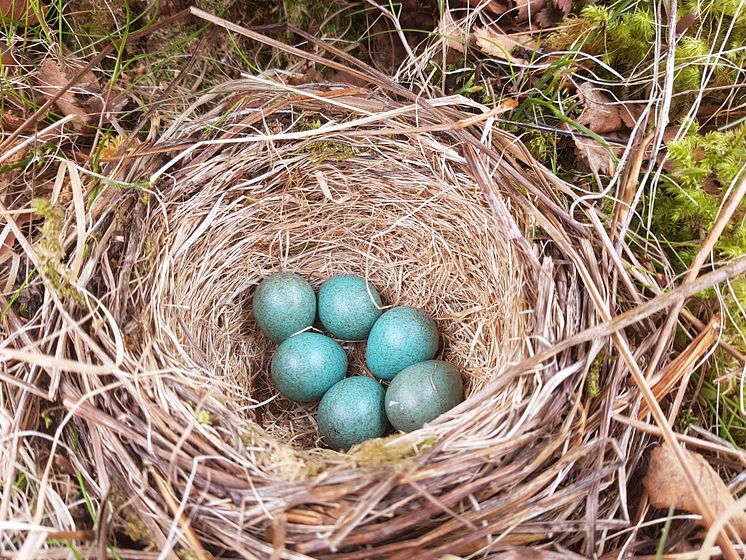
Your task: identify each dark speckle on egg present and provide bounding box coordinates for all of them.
[271,332,347,402]
[252,272,316,343]
[318,376,388,449]
[318,274,382,340]
[385,360,463,432]
[365,306,438,380]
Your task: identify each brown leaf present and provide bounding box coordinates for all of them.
[534,4,566,27]
[0,0,40,24]
[473,27,536,63]
[676,12,698,37]
[552,0,572,15]
[573,135,616,175]
[577,82,623,134]
[1,40,17,66]
[327,71,368,87]
[36,56,102,126]
[439,10,469,54]
[515,0,547,22]
[1,112,26,131]
[643,444,746,538]
[0,212,31,262]
[619,102,645,129]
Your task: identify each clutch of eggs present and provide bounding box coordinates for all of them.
[252,272,464,450]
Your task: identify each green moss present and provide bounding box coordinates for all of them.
[586,351,606,398]
[195,410,213,425]
[32,199,85,307]
[348,435,436,466]
[648,124,746,354]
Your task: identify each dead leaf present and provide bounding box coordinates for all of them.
[643,444,746,538]
[36,56,102,126]
[1,112,26,131]
[676,12,698,37]
[0,212,31,262]
[515,0,547,22]
[0,0,40,24]
[473,27,536,63]
[286,67,324,86]
[1,40,17,66]
[577,82,623,134]
[439,10,469,54]
[619,102,645,129]
[552,0,572,15]
[573,135,616,175]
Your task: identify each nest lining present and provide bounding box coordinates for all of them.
[139,118,530,449]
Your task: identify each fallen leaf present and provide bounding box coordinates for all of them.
[618,102,646,129]
[286,67,324,86]
[1,112,26,131]
[552,0,572,15]
[676,12,698,37]
[328,71,368,87]
[36,55,102,126]
[643,444,746,538]
[515,0,547,22]
[534,5,566,27]
[573,135,616,175]
[0,0,40,24]
[577,82,624,134]
[473,27,536,63]
[1,40,17,66]
[439,10,469,54]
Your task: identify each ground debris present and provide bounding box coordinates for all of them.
[643,443,746,537]
[36,54,103,127]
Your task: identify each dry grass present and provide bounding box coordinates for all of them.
[2,5,746,560]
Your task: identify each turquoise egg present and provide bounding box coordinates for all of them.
[252,272,316,343]
[318,376,388,450]
[365,306,438,380]
[385,360,464,432]
[318,274,383,340]
[271,333,347,402]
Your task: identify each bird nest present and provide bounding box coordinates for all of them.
[3,71,716,558]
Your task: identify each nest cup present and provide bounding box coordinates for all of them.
[3,79,655,559]
[150,106,528,448]
[117,83,576,556]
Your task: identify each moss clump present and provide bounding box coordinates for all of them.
[259,445,324,481]
[109,484,153,545]
[547,0,744,118]
[348,435,436,467]
[305,141,358,162]
[546,4,655,67]
[32,199,84,307]
[653,123,746,254]
[649,123,746,354]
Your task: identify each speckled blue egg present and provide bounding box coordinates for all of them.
[252,272,316,343]
[317,376,388,450]
[318,274,383,341]
[385,360,464,432]
[365,306,438,380]
[271,333,347,402]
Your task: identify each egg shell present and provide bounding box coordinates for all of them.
[252,272,316,343]
[385,360,464,432]
[271,333,347,402]
[365,306,438,380]
[318,376,389,450]
[318,274,383,340]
